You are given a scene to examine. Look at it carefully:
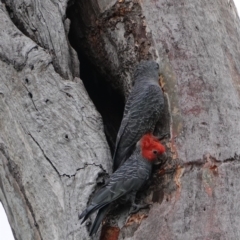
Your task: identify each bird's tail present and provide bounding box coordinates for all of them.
[89,204,110,236]
[79,205,96,223]
[79,202,105,223]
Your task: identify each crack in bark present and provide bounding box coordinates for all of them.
[60,89,74,98]
[159,154,240,180]
[12,45,39,72]
[24,127,107,179]
[22,83,39,111]
[0,144,43,240]
[180,154,240,171]
[61,162,107,178]
[28,132,61,176]
[21,45,39,70]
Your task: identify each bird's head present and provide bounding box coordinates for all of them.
[133,60,160,83]
[140,134,165,161]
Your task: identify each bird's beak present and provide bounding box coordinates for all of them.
[161,152,167,158]
[153,152,167,165]
[136,140,141,147]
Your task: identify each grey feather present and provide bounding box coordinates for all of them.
[113,60,164,170]
[79,148,152,236]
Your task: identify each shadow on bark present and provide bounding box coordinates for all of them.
[66,4,125,154]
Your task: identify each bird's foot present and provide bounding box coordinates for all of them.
[155,132,170,141]
[129,202,151,214]
[158,166,177,176]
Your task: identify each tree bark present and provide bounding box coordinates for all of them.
[1,0,240,240]
[0,1,111,239]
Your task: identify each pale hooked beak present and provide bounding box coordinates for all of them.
[136,139,141,147]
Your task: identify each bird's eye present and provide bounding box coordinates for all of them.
[153,150,158,155]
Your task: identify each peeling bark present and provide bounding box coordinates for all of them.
[0,0,240,240]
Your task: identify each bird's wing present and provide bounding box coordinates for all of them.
[79,161,139,223]
[113,84,164,170]
[80,156,151,235]
[89,204,111,236]
[87,156,150,212]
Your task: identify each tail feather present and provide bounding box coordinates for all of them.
[79,204,100,223]
[79,202,109,224]
[79,205,93,222]
[89,204,110,236]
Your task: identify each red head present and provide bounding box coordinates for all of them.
[140,134,165,161]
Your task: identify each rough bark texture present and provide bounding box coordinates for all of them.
[0,1,111,240]
[1,0,240,240]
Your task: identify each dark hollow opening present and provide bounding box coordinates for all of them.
[66,4,125,154]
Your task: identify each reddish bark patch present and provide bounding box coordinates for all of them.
[158,168,166,176]
[209,164,218,177]
[159,75,166,92]
[178,75,207,117]
[202,154,219,196]
[100,226,120,240]
[167,132,178,159]
[183,105,202,116]
[125,213,148,227]
[203,154,219,177]
[174,166,184,188]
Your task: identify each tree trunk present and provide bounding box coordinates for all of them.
[0,0,240,240]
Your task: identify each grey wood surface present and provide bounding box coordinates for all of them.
[0,0,240,239]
